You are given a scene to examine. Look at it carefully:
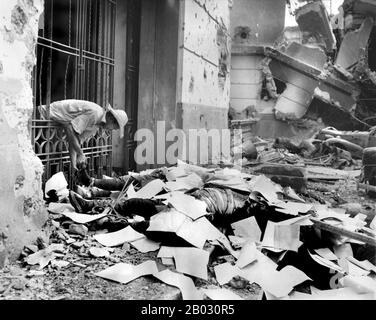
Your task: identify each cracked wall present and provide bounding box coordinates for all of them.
[177,0,231,163]
[0,0,48,268]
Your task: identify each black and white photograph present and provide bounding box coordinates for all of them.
[0,0,375,307]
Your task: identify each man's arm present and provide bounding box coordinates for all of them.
[63,123,86,170]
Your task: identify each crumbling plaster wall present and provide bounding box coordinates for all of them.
[0,0,48,268]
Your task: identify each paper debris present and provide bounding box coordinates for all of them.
[203,288,243,300]
[251,175,280,203]
[262,221,302,252]
[165,192,207,220]
[94,226,145,247]
[147,209,187,233]
[308,250,344,273]
[153,269,202,300]
[314,248,338,261]
[231,217,261,242]
[236,242,258,269]
[60,211,108,224]
[173,247,210,280]
[130,179,166,199]
[213,262,239,286]
[95,260,158,284]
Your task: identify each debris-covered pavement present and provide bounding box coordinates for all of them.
[1,128,376,300]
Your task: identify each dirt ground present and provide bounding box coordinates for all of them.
[0,175,374,301]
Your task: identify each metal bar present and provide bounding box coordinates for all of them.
[38,36,79,53]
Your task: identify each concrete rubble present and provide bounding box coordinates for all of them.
[233,0,376,133]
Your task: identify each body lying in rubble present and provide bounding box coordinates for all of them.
[59,159,376,292]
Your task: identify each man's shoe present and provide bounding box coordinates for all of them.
[69,190,94,213]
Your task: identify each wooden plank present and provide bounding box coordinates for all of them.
[311,218,376,247]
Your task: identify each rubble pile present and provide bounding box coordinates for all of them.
[14,150,376,300]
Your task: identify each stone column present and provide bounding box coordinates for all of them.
[0,0,48,268]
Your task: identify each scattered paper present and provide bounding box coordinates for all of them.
[231,217,261,242]
[274,202,313,216]
[333,243,353,260]
[240,250,278,284]
[95,260,158,284]
[94,226,145,247]
[126,183,137,198]
[175,218,208,249]
[308,250,344,273]
[153,269,202,300]
[311,286,375,300]
[251,175,280,203]
[45,172,68,200]
[340,275,376,294]
[236,242,258,268]
[129,179,166,199]
[173,247,210,280]
[165,192,208,220]
[203,288,243,300]
[256,266,311,298]
[161,258,175,266]
[214,262,239,285]
[229,236,248,249]
[60,210,108,224]
[262,221,302,252]
[314,248,338,261]
[48,202,75,214]
[130,238,161,253]
[157,246,177,258]
[147,209,187,233]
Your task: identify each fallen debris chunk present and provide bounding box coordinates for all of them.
[25,244,65,270]
[94,226,145,247]
[130,238,161,253]
[95,260,158,285]
[89,247,110,258]
[68,224,88,237]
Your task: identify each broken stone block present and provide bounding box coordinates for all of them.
[285,42,327,70]
[68,224,88,237]
[295,1,336,52]
[335,17,374,70]
[274,84,313,120]
[254,164,307,193]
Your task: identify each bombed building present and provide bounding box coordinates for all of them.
[0,0,376,302]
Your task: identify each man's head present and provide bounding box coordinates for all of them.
[103,104,128,138]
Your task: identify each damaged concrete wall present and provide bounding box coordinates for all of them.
[230,0,286,45]
[176,0,231,163]
[0,0,48,268]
